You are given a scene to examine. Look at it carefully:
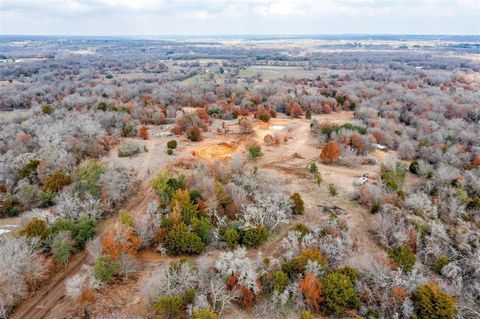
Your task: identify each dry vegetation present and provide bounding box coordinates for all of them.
[0,35,479,319]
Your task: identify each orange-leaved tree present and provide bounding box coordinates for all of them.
[320,141,340,163]
[138,126,149,140]
[299,272,324,312]
[102,225,142,259]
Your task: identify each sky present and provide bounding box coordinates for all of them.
[1,0,479,36]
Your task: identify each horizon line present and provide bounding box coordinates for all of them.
[1,33,479,37]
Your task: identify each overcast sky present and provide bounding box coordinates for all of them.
[1,0,479,36]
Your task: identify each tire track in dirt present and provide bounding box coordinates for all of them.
[11,183,157,319]
[10,252,88,319]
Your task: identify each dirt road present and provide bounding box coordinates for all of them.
[11,181,157,319]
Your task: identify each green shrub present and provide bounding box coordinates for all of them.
[97,101,107,111]
[271,270,289,293]
[152,171,185,201]
[295,223,310,238]
[318,123,366,140]
[192,308,218,319]
[328,183,338,197]
[432,256,449,274]
[43,171,71,193]
[122,124,136,137]
[167,148,174,155]
[160,216,174,230]
[241,226,269,247]
[18,159,40,179]
[50,216,95,248]
[409,160,420,175]
[305,110,312,120]
[207,108,220,116]
[247,144,263,161]
[370,202,381,214]
[1,196,21,217]
[388,245,416,274]
[50,218,75,234]
[170,189,198,224]
[118,141,142,157]
[19,219,50,240]
[309,162,318,174]
[164,223,205,255]
[282,248,328,277]
[413,284,457,319]
[41,104,53,115]
[75,160,106,197]
[38,190,54,207]
[119,209,134,227]
[336,95,345,105]
[365,307,380,319]
[335,266,360,282]
[299,311,314,319]
[258,113,271,122]
[189,189,202,203]
[222,227,240,248]
[380,163,406,192]
[323,272,360,314]
[155,295,184,318]
[51,231,74,265]
[187,126,202,141]
[72,215,96,248]
[94,256,118,283]
[191,217,213,244]
[183,287,196,304]
[290,192,305,215]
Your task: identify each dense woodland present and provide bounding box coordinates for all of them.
[0,36,479,319]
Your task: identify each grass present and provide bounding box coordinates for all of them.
[181,73,226,85]
[239,66,320,79]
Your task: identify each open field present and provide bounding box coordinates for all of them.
[181,72,226,85]
[239,66,321,79]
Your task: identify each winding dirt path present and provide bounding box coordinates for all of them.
[11,182,157,319]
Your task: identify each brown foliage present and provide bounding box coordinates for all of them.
[187,125,203,141]
[472,155,480,169]
[322,103,332,114]
[138,126,149,140]
[299,272,324,312]
[240,285,255,309]
[17,133,32,143]
[405,227,418,253]
[320,141,340,163]
[288,101,304,118]
[227,275,238,289]
[349,134,366,155]
[170,125,182,135]
[236,108,250,116]
[76,287,96,307]
[391,286,408,303]
[102,226,142,260]
[196,108,209,121]
[371,130,385,145]
[43,171,71,193]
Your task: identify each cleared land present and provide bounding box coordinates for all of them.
[13,111,393,318]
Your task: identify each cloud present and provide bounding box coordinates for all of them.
[1,0,478,35]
